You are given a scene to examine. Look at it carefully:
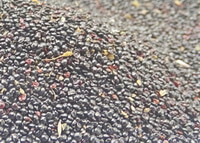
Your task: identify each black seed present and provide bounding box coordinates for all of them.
[74,132,82,141]
[41,134,49,142]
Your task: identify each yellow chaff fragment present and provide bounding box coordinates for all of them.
[102,50,109,56]
[1,88,7,93]
[90,49,95,54]
[195,44,200,51]
[102,50,115,61]
[152,55,158,60]
[57,120,62,137]
[140,9,148,15]
[124,13,133,19]
[50,15,59,22]
[107,53,115,61]
[14,80,19,85]
[57,120,67,137]
[175,60,190,68]
[0,56,4,62]
[179,46,185,51]
[121,110,129,118]
[60,16,66,23]
[32,0,41,4]
[128,97,134,102]
[99,92,106,98]
[144,108,151,113]
[61,123,67,130]
[75,27,84,34]
[44,51,73,62]
[130,106,135,111]
[131,93,137,98]
[132,0,140,7]
[19,88,25,95]
[138,56,144,61]
[120,31,126,35]
[174,0,182,6]
[51,90,57,101]
[136,79,142,86]
[159,90,168,97]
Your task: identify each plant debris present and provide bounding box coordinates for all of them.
[57,120,67,137]
[195,44,200,51]
[32,0,41,4]
[121,110,129,118]
[102,50,115,60]
[174,0,182,6]
[132,0,140,7]
[44,51,73,62]
[159,90,168,97]
[175,60,190,68]
[136,79,142,86]
[19,88,25,95]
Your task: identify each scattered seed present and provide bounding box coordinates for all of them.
[161,104,167,109]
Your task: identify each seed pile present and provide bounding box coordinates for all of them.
[0,0,200,143]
